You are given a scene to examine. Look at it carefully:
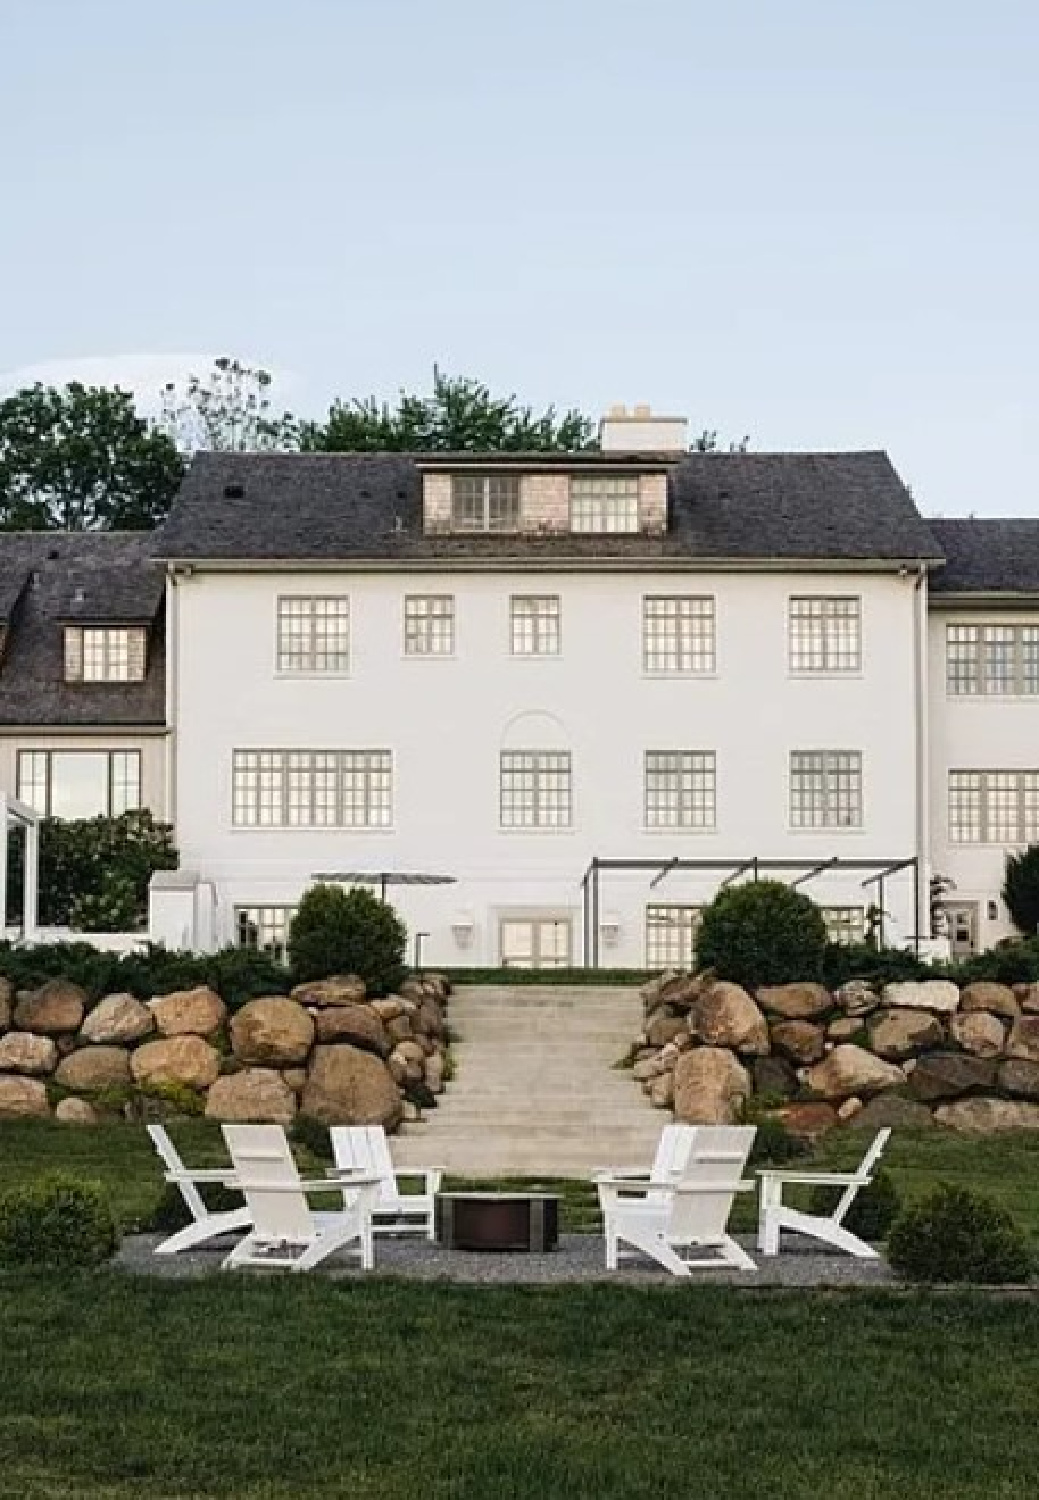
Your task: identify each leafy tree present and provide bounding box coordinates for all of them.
[306,368,596,453]
[160,356,300,453]
[0,383,184,530]
[695,879,828,988]
[288,883,406,994]
[1002,845,1039,936]
[26,810,179,930]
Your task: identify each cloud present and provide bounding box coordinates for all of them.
[0,353,300,418]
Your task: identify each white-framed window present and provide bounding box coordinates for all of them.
[500,916,572,969]
[276,597,349,674]
[499,751,572,828]
[646,905,702,969]
[404,595,455,656]
[232,750,392,828]
[644,751,716,829]
[821,906,866,945]
[642,596,715,674]
[790,751,863,828]
[64,626,147,683]
[16,749,142,819]
[510,595,561,656]
[946,623,1039,696]
[235,905,296,962]
[788,597,861,673]
[450,474,521,532]
[948,770,1039,844]
[569,475,640,533]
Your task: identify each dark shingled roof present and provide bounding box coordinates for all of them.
[928,518,1039,595]
[0,533,166,726]
[154,450,943,566]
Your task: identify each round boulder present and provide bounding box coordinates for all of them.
[311,1003,389,1055]
[673,1047,751,1124]
[205,1068,296,1125]
[867,1008,944,1060]
[131,1035,221,1090]
[882,980,960,1015]
[13,978,87,1034]
[55,1097,99,1125]
[948,1010,1006,1059]
[852,1093,935,1132]
[959,982,1019,1019]
[55,1045,131,1092]
[999,1059,1039,1100]
[934,1097,1039,1133]
[688,982,769,1055]
[0,1030,58,1076]
[776,1101,840,1139]
[646,1012,687,1048]
[833,980,880,1017]
[149,987,226,1038]
[907,1051,997,1102]
[804,1044,905,1101]
[756,982,832,1020]
[828,1017,865,1042]
[770,1020,826,1065]
[301,1044,403,1129]
[370,997,405,1022]
[1007,1015,1039,1063]
[0,1075,50,1117]
[81,992,154,1045]
[290,975,366,1008]
[230,997,315,1065]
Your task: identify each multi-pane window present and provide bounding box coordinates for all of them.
[948,770,1039,844]
[822,907,866,945]
[64,626,147,683]
[235,906,296,962]
[642,597,715,674]
[232,750,392,828]
[510,596,561,656]
[16,749,142,818]
[404,595,455,656]
[569,475,640,533]
[946,624,1039,695]
[788,597,861,673]
[646,905,702,969]
[276,597,349,674]
[790,751,863,828]
[450,474,521,532]
[644,751,716,829]
[499,751,572,828]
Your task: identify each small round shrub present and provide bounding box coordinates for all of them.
[0,1175,118,1269]
[289,1112,333,1162]
[887,1184,1034,1284]
[748,1117,810,1167]
[809,1167,901,1242]
[288,884,406,996]
[144,1180,245,1234]
[696,880,828,989]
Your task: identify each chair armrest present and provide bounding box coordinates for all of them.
[756,1170,868,1187]
[392,1169,443,1193]
[667,1180,758,1196]
[594,1176,678,1191]
[164,1168,239,1185]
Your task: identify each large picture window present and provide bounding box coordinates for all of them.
[232,750,392,828]
[16,749,142,819]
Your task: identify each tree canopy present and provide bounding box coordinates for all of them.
[159,356,300,454]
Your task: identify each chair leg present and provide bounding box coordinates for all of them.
[773,1206,880,1260]
[719,1235,758,1272]
[758,1180,782,1256]
[155,1208,251,1256]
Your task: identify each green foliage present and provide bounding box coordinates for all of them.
[289,1113,333,1162]
[144,1179,245,1233]
[136,1081,206,1117]
[747,1116,810,1167]
[0,939,287,1009]
[695,880,828,988]
[288,884,406,995]
[0,1173,117,1268]
[1002,846,1039,938]
[0,382,183,530]
[32,810,179,931]
[159,356,300,454]
[888,1183,1034,1284]
[821,941,931,989]
[809,1168,901,1242]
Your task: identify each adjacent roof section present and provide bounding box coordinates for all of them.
[0,533,165,726]
[154,450,944,567]
[928,518,1039,595]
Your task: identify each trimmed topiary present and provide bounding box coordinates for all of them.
[288,884,406,996]
[1003,845,1039,938]
[809,1167,901,1242]
[696,880,828,989]
[888,1184,1034,1284]
[0,1174,118,1268]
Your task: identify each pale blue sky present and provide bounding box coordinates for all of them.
[1,0,1036,514]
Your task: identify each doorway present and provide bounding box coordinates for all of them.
[499,916,572,969]
[944,902,978,960]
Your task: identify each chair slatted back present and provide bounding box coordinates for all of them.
[666,1125,756,1244]
[833,1128,892,1224]
[331,1126,397,1208]
[645,1125,698,1204]
[222,1125,313,1241]
[147,1124,207,1224]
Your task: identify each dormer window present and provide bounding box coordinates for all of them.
[451,474,521,532]
[569,475,640,533]
[65,625,147,683]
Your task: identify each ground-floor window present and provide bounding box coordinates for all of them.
[820,906,865,945]
[16,748,142,819]
[499,916,571,968]
[645,905,702,969]
[235,905,296,962]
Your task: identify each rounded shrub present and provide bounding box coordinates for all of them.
[288,884,406,996]
[0,1174,118,1269]
[289,1112,333,1162]
[145,1180,245,1234]
[809,1167,901,1243]
[696,880,828,989]
[887,1184,1034,1284]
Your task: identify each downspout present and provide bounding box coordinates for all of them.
[164,567,180,829]
[913,564,929,947]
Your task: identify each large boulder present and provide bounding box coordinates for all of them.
[640,971,705,1015]
[959,982,1019,1019]
[673,1047,751,1124]
[867,1008,944,1060]
[13,979,87,1034]
[301,1044,403,1129]
[907,1052,998,1102]
[935,1097,1039,1133]
[756,982,832,1020]
[882,980,960,1015]
[999,1059,1039,1099]
[80,992,154,1045]
[230,997,314,1065]
[776,1101,839,1139]
[770,1020,826,1065]
[55,1097,99,1125]
[1006,1016,1039,1063]
[130,1036,221,1090]
[948,1011,1006,1058]
[0,1030,58,1076]
[311,1003,389,1055]
[55,1046,131,1092]
[752,1055,797,1099]
[688,982,769,1055]
[645,1012,687,1048]
[149,987,226,1038]
[0,1075,49,1117]
[853,1093,935,1131]
[828,1017,866,1042]
[833,981,880,1017]
[804,1044,905,1101]
[290,975,366,1008]
[205,1068,296,1124]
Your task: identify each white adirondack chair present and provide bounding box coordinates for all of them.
[594,1124,699,1203]
[328,1125,442,1240]
[221,1124,381,1272]
[147,1123,251,1255]
[597,1125,758,1276]
[756,1128,893,1259]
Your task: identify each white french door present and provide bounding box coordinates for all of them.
[500,917,572,969]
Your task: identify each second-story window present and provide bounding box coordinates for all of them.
[232,749,392,827]
[64,626,147,683]
[946,623,1039,696]
[569,475,640,533]
[949,769,1039,843]
[643,597,715,674]
[790,750,863,828]
[405,595,455,655]
[499,751,572,828]
[277,597,350,674]
[644,751,716,829]
[510,596,561,656]
[788,597,861,673]
[451,474,521,532]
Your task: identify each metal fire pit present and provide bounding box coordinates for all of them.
[435,1193,560,1252]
